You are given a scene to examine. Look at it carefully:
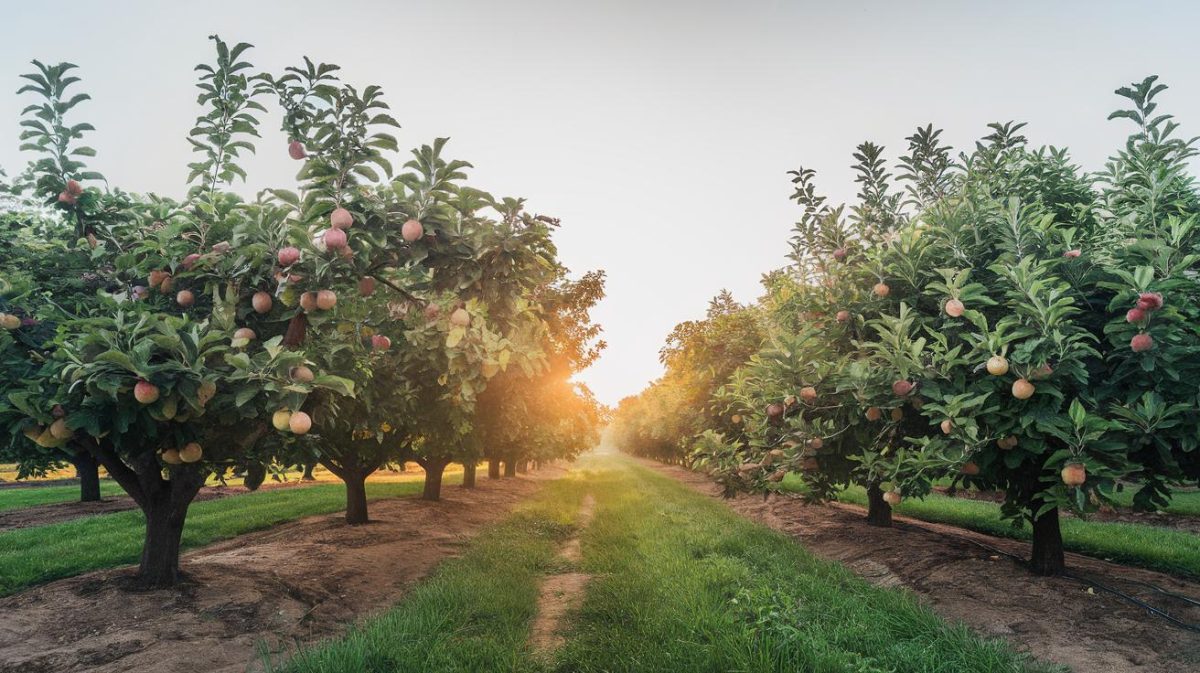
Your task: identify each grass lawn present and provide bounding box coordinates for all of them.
[782,477,1200,578]
[0,474,458,596]
[275,455,1052,673]
[0,481,125,512]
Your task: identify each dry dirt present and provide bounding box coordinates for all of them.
[529,493,595,653]
[0,466,566,673]
[644,460,1200,673]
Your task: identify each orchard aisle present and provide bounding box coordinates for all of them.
[0,467,565,673]
[638,458,1200,673]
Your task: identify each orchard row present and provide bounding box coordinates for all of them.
[613,77,1200,575]
[0,37,604,588]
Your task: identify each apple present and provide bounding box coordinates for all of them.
[161,448,182,465]
[808,437,823,450]
[197,380,216,406]
[49,418,72,440]
[300,292,318,312]
[998,436,1018,450]
[0,313,21,330]
[424,303,442,321]
[402,219,424,242]
[182,253,202,270]
[176,290,195,308]
[134,379,160,404]
[1012,378,1035,400]
[766,402,785,419]
[1130,333,1154,352]
[1061,462,1086,486]
[272,409,293,431]
[944,298,964,317]
[865,406,883,422]
[252,291,273,314]
[883,490,902,506]
[179,442,203,463]
[1063,249,1081,258]
[290,365,315,383]
[371,334,392,351]
[1030,364,1054,380]
[211,241,231,255]
[323,227,347,250]
[233,327,256,341]
[1126,307,1146,323]
[450,307,471,327]
[159,276,174,293]
[278,247,301,267]
[58,190,77,205]
[288,140,306,160]
[799,386,817,403]
[316,290,337,310]
[784,395,797,407]
[986,355,1009,376]
[960,461,980,476]
[289,411,312,435]
[873,282,890,297]
[148,269,169,288]
[1135,292,1163,312]
[892,380,914,397]
[940,419,953,434]
[890,407,903,422]
[330,207,354,230]
[731,414,743,424]
[833,247,847,261]
[836,310,850,322]
[358,276,376,297]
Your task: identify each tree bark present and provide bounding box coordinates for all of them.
[517,460,529,474]
[71,448,101,502]
[504,459,517,477]
[462,462,477,488]
[282,313,308,347]
[865,482,892,527]
[487,458,501,479]
[420,458,450,501]
[321,456,378,525]
[1029,507,1065,575]
[243,462,267,491]
[301,461,316,481]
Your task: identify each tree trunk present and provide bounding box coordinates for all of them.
[488,458,501,479]
[504,459,517,477]
[421,459,449,501]
[282,313,308,347]
[865,482,892,527]
[72,449,101,502]
[244,462,267,491]
[517,460,529,474]
[344,472,369,524]
[302,461,316,481]
[1029,507,1065,575]
[462,462,477,488]
[137,466,206,588]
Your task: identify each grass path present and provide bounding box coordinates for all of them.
[789,479,1200,577]
[0,481,125,512]
[0,475,459,596]
[274,454,1051,673]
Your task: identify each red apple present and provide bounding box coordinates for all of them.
[233,327,256,341]
[833,248,847,261]
[1061,462,1086,486]
[1131,333,1154,352]
[1136,292,1163,312]
[1126,307,1146,323]
[883,490,902,506]
[323,227,347,250]
[290,365,315,383]
[176,290,195,307]
[252,291,273,314]
[799,386,817,403]
[766,402,785,418]
[299,292,318,312]
[134,379,160,404]
[836,310,850,322]
[1012,378,1035,400]
[944,298,964,317]
[289,411,312,435]
[1063,249,1081,258]
[330,207,354,230]
[277,247,301,267]
[182,253,202,270]
[288,140,306,160]
[316,290,337,311]
[892,380,914,397]
[402,219,424,242]
[873,282,890,297]
[450,307,470,327]
[865,406,882,422]
[358,277,376,297]
[371,334,392,351]
[960,461,980,476]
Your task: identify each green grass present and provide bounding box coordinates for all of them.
[782,478,1200,578]
[276,455,1052,673]
[0,481,125,512]
[0,476,458,596]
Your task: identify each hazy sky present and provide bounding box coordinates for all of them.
[3,1,1200,405]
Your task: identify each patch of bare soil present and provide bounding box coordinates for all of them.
[0,480,318,531]
[0,466,567,673]
[932,486,1200,534]
[529,493,595,653]
[644,459,1200,673]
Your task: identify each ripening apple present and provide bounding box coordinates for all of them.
[450,308,471,327]
[832,247,847,261]
[330,207,354,230]
[892,380,913,397]
[176,290,195,308]
[0,313,20,330]
[272,409,293,431]
[159,276,174,293]
[766,402,785,418]
[882,490,902,506]
[289,411,312,435]
[986,355,1009,376]
[1135,292,1163,312]
[1012,378,1035,400]
[252,291,273,314]
[424,304,442,321]
[731,414,743,424]
[288,140,306,160]
[211,241,231,255]
[197,380,216,406]
[1126,308,1145,323]
[371,334,392,351]
[278,247,301,267]
[233,327,256,342]
[134,379,160,404]
[148,269,169,288]
[290,365,315,383]
[784,395,797,407]
[836,310,850,322]
[944,298,965,317]
[799,386,817,403]
[865,406,883,422]
[300,292,318,312]
[1130,333,1154,352]
[179,442,203,463]
[1061,462,1086,486]
[873,282,890,297]
[808,437,823,450]
[1063,249,1081,259]
[323,227,348,250]
[161,448,182,465]
[402,219,424,242]
[316,290,337,310]
[358,277,376,297]
[890,407,904,422]
[940,419,953,434]
[960,461,980,476]
[49,418,73,440]
[182,253,202,270]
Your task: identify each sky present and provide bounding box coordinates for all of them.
[3,0,1200,406]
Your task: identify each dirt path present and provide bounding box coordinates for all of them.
[529,493,595,654]
[644,460,1200,673]
[0,467,566,673]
